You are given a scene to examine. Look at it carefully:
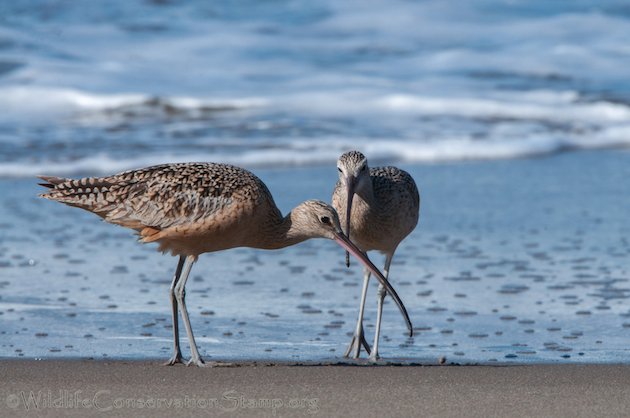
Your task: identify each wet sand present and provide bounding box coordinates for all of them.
[1,360,630,417]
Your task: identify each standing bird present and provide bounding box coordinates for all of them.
[333,151,420,360]
[38,162,412,366]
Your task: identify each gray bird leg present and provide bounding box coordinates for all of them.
[344,267,372,358]
[164,256,186,366]
[175,255,205,367]
[370,253,393,361]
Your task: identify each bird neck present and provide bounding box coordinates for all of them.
[259,210,310,250]
[354,178,376,207]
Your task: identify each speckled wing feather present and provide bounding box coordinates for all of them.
[370,166,420,211]
[39,162,279,232]
[332,163,419,253]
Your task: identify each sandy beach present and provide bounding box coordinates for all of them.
[1,361,629,417]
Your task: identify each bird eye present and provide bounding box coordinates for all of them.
[320,216,331,224]
[337,167,342,173]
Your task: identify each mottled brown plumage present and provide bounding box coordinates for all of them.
[333,165,419,253]
[40,163,284,255]
[332,151,420,360]
[39,162,412,366]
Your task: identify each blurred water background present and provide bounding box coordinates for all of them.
[1,0,630,174]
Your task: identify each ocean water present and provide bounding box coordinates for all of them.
[1,150,630,363]
[1,0,630,175]
[1,1,630,363]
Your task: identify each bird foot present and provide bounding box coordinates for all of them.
[344,336,361,359]
[163,353,185,366]
[343,329,372,359]
[186,357,206,367]
[368,352,380,363]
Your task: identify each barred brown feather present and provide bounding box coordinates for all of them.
[39,163,282,254]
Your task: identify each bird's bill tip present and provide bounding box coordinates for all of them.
[332,232,413,335]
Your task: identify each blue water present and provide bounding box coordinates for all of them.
[1,1,630,364]
[1,150,630,363]
[1,0,630,176]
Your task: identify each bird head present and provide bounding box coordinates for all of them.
[336,150,370,193]
[336,150,370,267]
[291,200,344,241]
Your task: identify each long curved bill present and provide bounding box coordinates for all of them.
[333,231,413,337]
[344,176,355,268]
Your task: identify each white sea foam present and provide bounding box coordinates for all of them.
[1,0,629,175]
[4,126,629,177]
[0,87,144,121]
[1,84,627,129]
[0,86,266,122]
[375,93,630,124]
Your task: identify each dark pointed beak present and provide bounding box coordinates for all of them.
[333,229,413,337]
[344,175,356,268]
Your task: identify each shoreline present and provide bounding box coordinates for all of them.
[2,361,630,417]
[2,356,629,367]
